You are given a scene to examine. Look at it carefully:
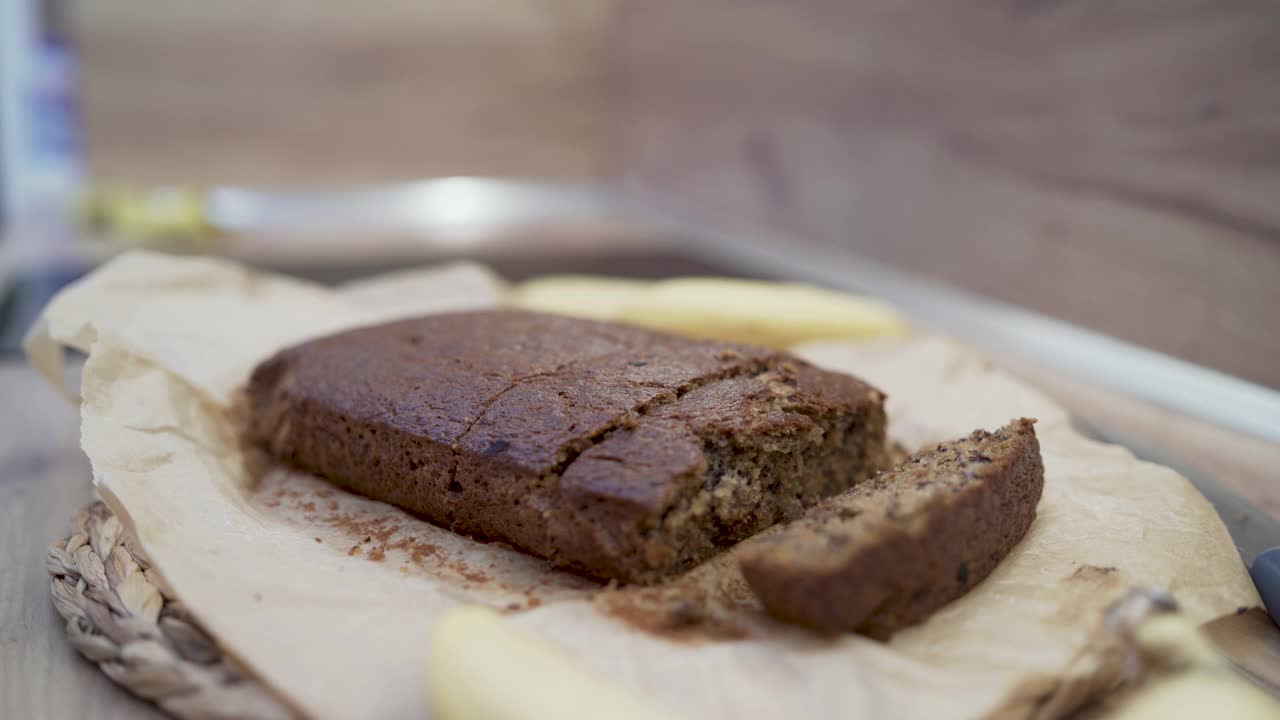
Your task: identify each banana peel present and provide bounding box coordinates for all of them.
[78,186,223,251]
[1108,590,1280,720]
[511,276,908,347]
[510,275,650,322]
[428,606,677,720]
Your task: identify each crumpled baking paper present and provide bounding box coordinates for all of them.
[26,251,1258,719]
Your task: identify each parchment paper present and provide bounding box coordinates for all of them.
[27,251,1258,719]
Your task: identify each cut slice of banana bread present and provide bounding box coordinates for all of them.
[738,418,1043,638]
[246,310,889,583]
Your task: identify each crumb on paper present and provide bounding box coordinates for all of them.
[248,467,600,609]
[1068,565,1118,582]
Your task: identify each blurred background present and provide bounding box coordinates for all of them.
[7,7,1280,719]
[2,0,1278,386]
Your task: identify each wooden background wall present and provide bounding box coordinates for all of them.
[610,1,1280,387]
[73,0,607,184]
[70,0,1280,386]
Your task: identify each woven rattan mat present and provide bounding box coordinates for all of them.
[46,501,293,719]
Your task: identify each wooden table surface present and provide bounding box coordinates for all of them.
[2,348,1277,718]
[0,364,165,719]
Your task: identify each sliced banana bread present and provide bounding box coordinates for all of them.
[738,419,1043,638]
[247,310,889,583]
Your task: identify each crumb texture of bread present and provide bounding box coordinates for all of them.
[247,310,888,583]
[738,418,1044,638]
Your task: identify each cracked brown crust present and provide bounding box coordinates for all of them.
[738,418,1044,638]
[246,310,888,583]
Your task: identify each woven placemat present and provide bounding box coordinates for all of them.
[46,501,293,719]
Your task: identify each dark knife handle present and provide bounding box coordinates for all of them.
[1251,547,1280,626]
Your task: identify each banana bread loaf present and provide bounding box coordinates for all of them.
[738,419,1043,637]
[246,310,889,582]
